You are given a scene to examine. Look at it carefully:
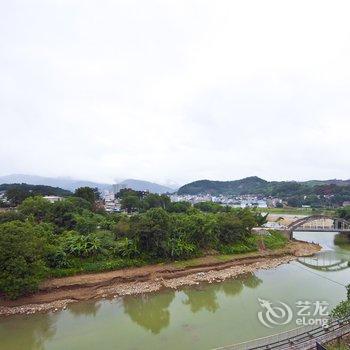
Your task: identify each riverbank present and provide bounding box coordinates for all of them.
[0,240,320,316]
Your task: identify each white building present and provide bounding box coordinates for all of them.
[43,195,63,203]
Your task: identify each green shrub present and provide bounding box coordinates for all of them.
[62,231,103,257]
[218,231,287,255]
[114,237,139,259]
[0,221,49,299]
[263,231,287,249]
[165,237,199,259]
[49,258,146,277]
[331,299,350,319]
[219,242,257,255]
[45,246,70,269]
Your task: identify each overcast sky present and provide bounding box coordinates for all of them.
[1,0,350,186]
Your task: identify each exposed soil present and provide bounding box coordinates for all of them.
[0,240,320,316]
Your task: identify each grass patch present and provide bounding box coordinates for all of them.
[218,230,288,255]
[172,256,206,269]
[49,258,147,277]
[263,230,288,249]
[256,207,336,216]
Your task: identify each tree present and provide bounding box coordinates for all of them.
[141,194,170,211]
[217,212,247,244]
[179,210,219,249]
[121,194,140,213]
[166,201,191,213]
[46,197,91,232]
[287,196,303,207]
[74,187,99,205]
[194,201,224,213]
[5,187,30,206]
[114,215,131,237]
[337,206,350,221]
[0,221,49,299]
[18,196,51,222]
[238,208,260,232]
[130,208,170,258]
[0,211,26,224]
[74,210,98,234]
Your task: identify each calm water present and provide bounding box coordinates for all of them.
[1,232,349,350]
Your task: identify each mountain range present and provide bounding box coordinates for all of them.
[119,179,175,193]
[0,174,176,194]
[3,174,350,198]
[177,176,350,196]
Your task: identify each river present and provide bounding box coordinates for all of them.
[0,232,349,350]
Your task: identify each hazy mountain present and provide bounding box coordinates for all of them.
[120,179,176,194]
[0,174,177,194]
[303,179,350,187]
[0,174,111,192]
[177,176,350,196]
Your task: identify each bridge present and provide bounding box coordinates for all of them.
[283,215,350,238]
[213,316,350,350]
[297,253,350,272]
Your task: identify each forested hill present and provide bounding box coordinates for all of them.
[0,183,72,196]
[177,176,350,196]
[0,183,72,206]
[178,177,269,195]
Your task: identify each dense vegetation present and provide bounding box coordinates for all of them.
[331,284,350,319]
[177,177,350,207]
[0,183,72,206]
[0,188,283,300]
[336,206,350,221]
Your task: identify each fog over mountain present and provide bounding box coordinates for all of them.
[0,174,111,192]
[0,174,177,193]
[120,179,176,193]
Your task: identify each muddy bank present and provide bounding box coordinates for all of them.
[0,241,320,316]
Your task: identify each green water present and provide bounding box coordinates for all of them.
[1,232,350,350]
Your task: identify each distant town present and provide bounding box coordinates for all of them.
[3,176,350,214]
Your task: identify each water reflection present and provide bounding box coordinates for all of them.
[0,313,57,350]
[220,277,244,297]
[123,291,175,334]
[183,273,262,313]
[334,233,350,251]
[68,300,101,317]
[122,272,263,334]
[220,273,262,297]
[242,274,263,289]
[298,252,350,272]
[183,287,219,313]
[296,233,350,272]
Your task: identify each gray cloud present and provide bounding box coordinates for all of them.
[1,0,350,185]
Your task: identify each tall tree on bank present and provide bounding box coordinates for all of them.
[74,187,100,205]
